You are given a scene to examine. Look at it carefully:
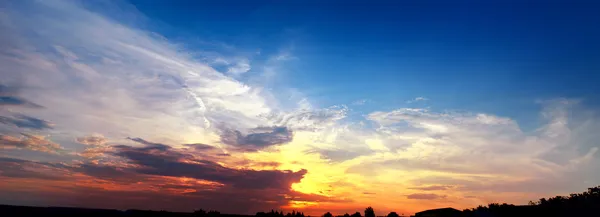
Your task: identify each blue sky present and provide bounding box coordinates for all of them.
[127,0,600,129]
[1,0,600,214]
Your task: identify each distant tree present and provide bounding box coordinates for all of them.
[323,212,334,217]
[207,210,220,216]
[364,207,375,217]
[343,213,350,217]
[350,212,362,217]
[194,209,207,216]
[386,212,399,217]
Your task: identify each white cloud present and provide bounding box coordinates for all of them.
[217,57,251,75]
[0,1,278,146]
[406,97,429,103]
[347,101,600,199]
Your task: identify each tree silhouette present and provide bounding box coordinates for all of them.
[342,213,350,217]
[194,209,207,216]
[350,212,362,217]
[386,212,399,217]
[207,210,220,216]
[461,185,600,217]
[364,207,375,217]
[323,212,333,217]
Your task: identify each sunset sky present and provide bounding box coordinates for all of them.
[1,0,600,215]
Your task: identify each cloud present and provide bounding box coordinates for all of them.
[1,0,277,143]
[78,145,113,159]
[265,105,348,131]
[310,147,374,162]
[0,84,43,108]
[0,157,68,180]
[220,126,293,150]
[0,96,43,108]
[75,135,113,159]
[409,185,453,191]
[350,101,600,205]
[0,135,325,213]
[0,115,53,130]
[111,138,306,190]
[184,143,218,151]
[406,97,429,103]
[406,193,446,200]
[0,134,63,154]
[226,58,251,75]
[76,135,107,146]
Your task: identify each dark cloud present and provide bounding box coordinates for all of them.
[0,157,67,180]
[0,179,343,214]
[406,193,446,200]
[0,84,43,108]
[112,141,306,190]
[363,192,376,195]
[220,126,293,149]
[0,115,52,130]
[0,137,327,213]
[74,163,138,182]
[126,137,170,150]
[409,185,453,191]
[0,96,43,108]
[216,153,231,157]
[184,143,217,151]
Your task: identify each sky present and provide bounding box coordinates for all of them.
[1,0,600,215]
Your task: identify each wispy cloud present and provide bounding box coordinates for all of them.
[220,126,293,150]
[406,193,446,200]
[406,97,429,103]
[0,114,53,130]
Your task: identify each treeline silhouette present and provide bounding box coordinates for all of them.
[255,209,306,217]
[1,186,599,217]
[461,185,600,217]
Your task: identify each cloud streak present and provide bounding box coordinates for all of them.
[0,115,53,130]
[220,126,293,150]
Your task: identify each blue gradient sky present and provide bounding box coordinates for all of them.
[129,0,600,127]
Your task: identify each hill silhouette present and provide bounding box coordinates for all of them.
[1,185,598,217]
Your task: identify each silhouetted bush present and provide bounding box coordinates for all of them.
[364,207,375,217]
[386,212,399,217]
